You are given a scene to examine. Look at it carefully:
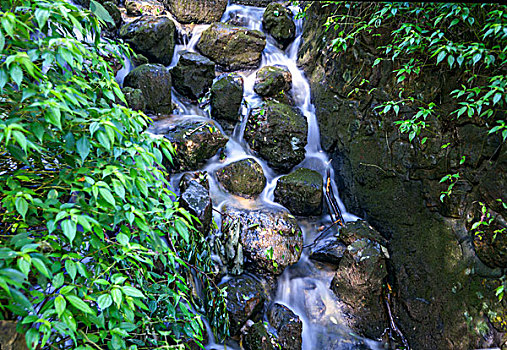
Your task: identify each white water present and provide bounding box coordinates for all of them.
[148,3,380,350]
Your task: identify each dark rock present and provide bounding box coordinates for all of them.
[125,0,165,16]
[148,116,228,171]
[232,0,271,6]
[222,206,303,275]
[310,234,347,266]
[164,0,228,24]
[102,2,122,31]
[221,275,267,336]
[338,220,388,247]
[171,51,216,101]
[197,22,266,71]
[243,321,278,350]
[262,3,295,48]
[245,102,307,172]
[268,303,303,350]
[274,167,323,216]
[0,320,27,350]
[331,222,389,339]
[216,158,266,198]
[254,65,292,102]
[119,16,175,66]
[179,172,212,235]
[122,87,146,111]
[210,73,244,122]
[123,64,172,114]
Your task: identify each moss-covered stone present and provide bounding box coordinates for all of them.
[179,172,212,235]
[254,65,292,103]
[123,64,172,114]
[216,158,266,198]
[262,3,295,48]
[171,51,216,101]
[243,321,278,350]
[268,303,303,350]
[210,73,243,123]
[125,0,165,16]
[119,16,175,66]
[274,168,323,216]
[197,22,266,71]
[163,0,227,24]
[245,102,307,172]
[122,87,146,112]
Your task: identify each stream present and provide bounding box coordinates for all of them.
[134,2,382,350]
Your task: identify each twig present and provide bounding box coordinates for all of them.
[384,283,410,349]
[325,168,345,227]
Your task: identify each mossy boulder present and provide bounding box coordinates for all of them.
[122,87,146,112]
[148,116,228,171]
[197,22,266,71]
[171,51,216,101]
[274,167,323,216]
[125,0,165,16]
[268,303,303,350]
[119,16,175,66]
[179,172,212,235]
[163,0,228,24]
[222,206,303,275]
[245,102,307,172]
[123,64,172,114]
[243,321,278,350]
[221,275,267,336]
[262,3,295,48]
[254,65,292,102]
[210,73,244,123]
[216,158,266,198]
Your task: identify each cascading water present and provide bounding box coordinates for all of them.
[147,3,381,350]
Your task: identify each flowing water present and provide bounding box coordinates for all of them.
[138,3,381,349]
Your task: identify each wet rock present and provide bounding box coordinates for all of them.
[232,0,272,6]
[331,221,389,339]
[149,116,228,171]
[243,321,278,350]
[197,23,266,71]
[274,167,323,216]
[171,51,216,101]
[262,3,295,49]
[0,320,27,350]
[214,213,244,275]
[221,275,267,336]
[310,234,347,266]
[222,206,303,275]
[216,158,266,198]
[179,172,212,235]
[268,303,303,350]
[254,65,292,102]
[122,87,146,112]
[125,0,165,16]
[164,0,228,24]
[339,220,388,247]
[119,16,175,66]
[123,64,172,114]
[210,73,244,123]
[245,102,307,172]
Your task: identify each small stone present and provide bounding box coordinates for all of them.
[254,65,292,102]
[216,158,266,198]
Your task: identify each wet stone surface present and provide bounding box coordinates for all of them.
[262,3,296,49]
[171,51,216,101]
[164,0,228,24]
[210,73,244,124]
[178,171,212,235]
[267,303,303,350]
[216,158,266,198]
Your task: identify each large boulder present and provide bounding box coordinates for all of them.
[123,64,172,114]
[268,303,303,350]
[221,275,267,336]
[125,0,165,16]
[210,73,244,122]
[254,65,292,102]
[274,167,323,216]
[197,23,266,71]
[148,116,228,171]
[171,51,216,101]
[164,0,228,24]
[122,87,146,112]
[245,102,307,172]
[222,206,303,274]
[216,158,266,198]
[331,221,389,339]
[179,172,212,235]
[119,16,175,66]
[262,3,296,48]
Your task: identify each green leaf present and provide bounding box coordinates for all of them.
[32,258,51,278]
[10,65,23,87]
[99,187,115,206]
[15,197,28,220]
[112,288,122,307]
[66,295,95,315]
[35,8,50,29]
[122,285,146,299]
[90,0,115,25]
[175,220,189,243]
[55,295,66,317]
[447,55,455,68]
[76,136,90,163]
[25,328,40,350]
[62,219,77,244]
[116,233,129,246]
[436,51,446,65]
[492,92,502,105]
[65,260,77,282]
[0,30,4,53]
[53,273,65,289]
[45,107,62,129]
[97,294,113,310]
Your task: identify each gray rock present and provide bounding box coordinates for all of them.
[210,73,244,122]
[171,51,216,100]
[262,3,295,48]
[179,172,212,235]
[164,0,228,24]
[268,303,303,350]
[245,102,307,172]
[254,65,292,103]
[309,235,347,266]
[123,64,172,114]
[222,206,303,275]
[274,167,323,216]
[197,22,266,71]
[120,16,175,66]
[216,158,266,198]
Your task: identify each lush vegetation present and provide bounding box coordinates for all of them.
[0,0,226,348]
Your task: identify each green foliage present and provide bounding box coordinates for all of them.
[0,0,226,348]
